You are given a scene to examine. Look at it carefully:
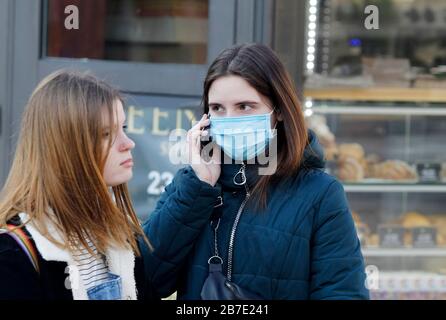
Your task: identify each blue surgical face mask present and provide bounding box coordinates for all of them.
[210,110,276,161]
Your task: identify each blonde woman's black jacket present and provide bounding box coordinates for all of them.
[0,217,156,300]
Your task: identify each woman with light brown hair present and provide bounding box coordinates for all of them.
[0,70,198,300]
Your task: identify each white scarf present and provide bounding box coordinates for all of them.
[19,213,137,300]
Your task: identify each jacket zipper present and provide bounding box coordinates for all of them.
[227,163,250,281]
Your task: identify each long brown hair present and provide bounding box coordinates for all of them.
[0,70,151,256]
[202,43,308,208]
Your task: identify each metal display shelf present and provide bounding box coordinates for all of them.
[304,88,446,103]
[343,183,446,193]
[363,247,446,257]
[311,105,446,116]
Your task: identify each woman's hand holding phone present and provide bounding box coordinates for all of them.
[186,114,221,186]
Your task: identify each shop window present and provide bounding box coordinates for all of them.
[44,0,209,64]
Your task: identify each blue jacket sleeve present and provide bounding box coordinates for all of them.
[140,166,221,298]
[309,180,370,300]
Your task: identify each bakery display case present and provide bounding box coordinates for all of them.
[302,0,446,299]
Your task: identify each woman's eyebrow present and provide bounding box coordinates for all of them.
[235,101,260,105]
[103,123,120,131]
[209,101,260,106]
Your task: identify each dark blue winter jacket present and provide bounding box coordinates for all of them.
[141,131,369,300]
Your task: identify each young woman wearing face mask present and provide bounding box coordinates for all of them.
[0,70,185,300]
[143,43,369,300]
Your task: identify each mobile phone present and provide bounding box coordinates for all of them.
[200,114,212,150]
[200,115,213,161]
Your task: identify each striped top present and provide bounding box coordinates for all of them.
[72,238,109,290]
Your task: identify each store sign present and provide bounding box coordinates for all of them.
[412,227,437,248]
[378,226,405,248]
[416,163,441,183]
[124,94,202,221]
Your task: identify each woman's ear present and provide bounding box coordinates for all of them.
[275,108,283,121]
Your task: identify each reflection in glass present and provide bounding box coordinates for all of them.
[45,0,209,64]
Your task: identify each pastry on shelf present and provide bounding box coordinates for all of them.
[368,160,418,181]
[400,211,432,228]
[428,215,446,246]
[351,210,369,245]
[428,215,446,228]
[338,143,365,162]
[367,233,379,247]
[364,154,381,178]
[337,157,365,182]
[335,143,368,182]
[437,234,446,246]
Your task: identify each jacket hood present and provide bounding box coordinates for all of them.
[302,129,325,169]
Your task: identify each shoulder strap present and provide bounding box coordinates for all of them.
[5,224,40,274]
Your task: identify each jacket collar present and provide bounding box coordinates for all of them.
[18,213,137,300]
